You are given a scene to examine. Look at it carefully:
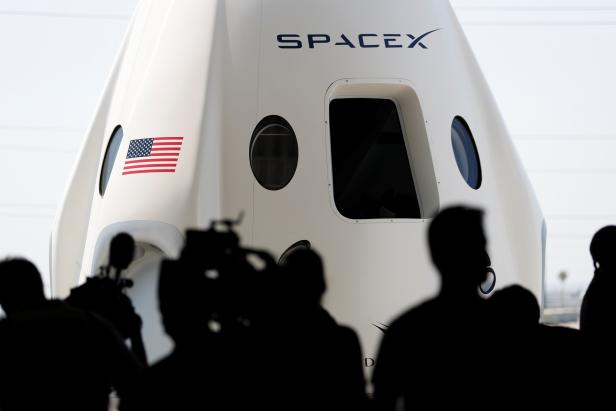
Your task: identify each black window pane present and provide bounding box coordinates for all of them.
[250,116,298,190]
[451,116,482,190]
[329,99,421,219]
[99,125,124,196]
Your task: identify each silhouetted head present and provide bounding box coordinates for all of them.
[488,285,540,330]
[109,232,135,271]
[590,226,616,270]
[283,248,326,307]
[0,258,46,315]
[428,206,488,294]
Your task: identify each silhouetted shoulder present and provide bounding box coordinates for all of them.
[580,271,616,336]
[372,300,437,382]
[538,324,582,349]
[387,298,441,332]
[539,324,580,337]
[0,299,142,411]
[331,324,364,364]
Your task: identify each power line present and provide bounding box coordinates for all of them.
[0,125,84,133]
[513,134,616,141]
[527,168,616,174]
[455,6,616,12]
[0,203,56,210]
[0,10,132,21]
[0,145,76,154]
[462,20,616,26]
[547,214,616,220]
[0,212,54,220]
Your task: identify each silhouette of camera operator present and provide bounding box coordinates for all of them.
[125,216,278,410]
[66,233,147,365]
[0,258,142,411]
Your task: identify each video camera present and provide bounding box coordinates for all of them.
[159,213,278,339]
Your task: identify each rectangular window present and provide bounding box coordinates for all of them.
[329,98,421,219]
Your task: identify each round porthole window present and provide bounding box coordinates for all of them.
[451,117,482,190]
[250,116,298,190]
[99,125,124,196]
[278,240,311,265]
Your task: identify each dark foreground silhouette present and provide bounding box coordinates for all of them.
[373,206,492,409]
[124,221,367,411]
[0,209,614,409]
[66,232,147,365]
[488,285,583,404]
[581,226,616,342]
[0,258,142,411]
[579,225,616,402]
[268,248,367,411]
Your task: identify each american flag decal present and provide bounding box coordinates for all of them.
[122,137,184,175]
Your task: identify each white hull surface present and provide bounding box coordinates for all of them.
[52,0,545,366]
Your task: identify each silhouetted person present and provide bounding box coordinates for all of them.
[487,285,537,400]
[488,285,540,332]
[125,224,266,411]
[373,206,491,410]
[66,232,147,365]
[579,226,616,401]
[0,258,142,411]
[581,226,616,342]
[487,285,582,402]
[271,248,367,411]
[125,260,243,411]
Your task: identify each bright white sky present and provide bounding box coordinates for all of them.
[1,0,615,300]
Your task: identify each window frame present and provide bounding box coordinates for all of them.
[327,96,422,221]
[324,79,440,224]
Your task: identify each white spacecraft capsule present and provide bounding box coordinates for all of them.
[51,0,545,365]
